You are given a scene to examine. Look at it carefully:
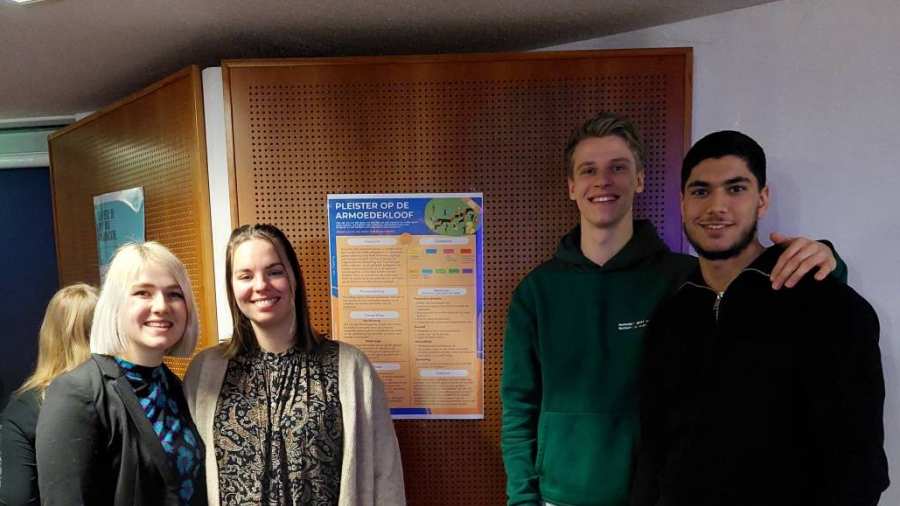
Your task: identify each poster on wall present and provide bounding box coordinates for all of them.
[327,193,484,419]
[93,187,145,280]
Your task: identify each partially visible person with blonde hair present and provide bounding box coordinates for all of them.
[0,283,97,506]
[36,242,206,506]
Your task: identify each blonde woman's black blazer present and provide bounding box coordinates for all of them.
[35,354,206,506]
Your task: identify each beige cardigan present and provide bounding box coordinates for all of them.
[183,341,406,506]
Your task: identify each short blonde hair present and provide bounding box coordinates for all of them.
[564,112,646,177]
[90,242,199,357]
[18,283,98,395]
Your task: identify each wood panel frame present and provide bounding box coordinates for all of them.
[222,49,692,504]
[48,66,217,375]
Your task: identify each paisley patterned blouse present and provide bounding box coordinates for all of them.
[213,340,343,505]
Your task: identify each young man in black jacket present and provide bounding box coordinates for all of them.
[632,130,889,506]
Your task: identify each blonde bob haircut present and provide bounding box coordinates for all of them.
[17,283,98,396]
[90,241,199,357]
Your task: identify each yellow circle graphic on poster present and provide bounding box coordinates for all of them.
[424,198,481,236]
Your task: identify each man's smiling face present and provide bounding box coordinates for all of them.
[568,135,645,232]
[681,155,769,260]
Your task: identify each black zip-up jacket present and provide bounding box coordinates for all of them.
[632,246,888,506]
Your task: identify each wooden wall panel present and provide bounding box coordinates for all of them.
[49,66,217,375]
[223,49,691,504]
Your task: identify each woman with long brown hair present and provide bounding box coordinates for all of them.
[0,283,97,505]
[184,223,405,505]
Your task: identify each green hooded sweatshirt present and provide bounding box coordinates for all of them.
[501,220,695,506]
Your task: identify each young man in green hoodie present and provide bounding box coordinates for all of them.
[500,113,841,506]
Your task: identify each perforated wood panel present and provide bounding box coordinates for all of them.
[224,49,691,504]
[49,66,217,376]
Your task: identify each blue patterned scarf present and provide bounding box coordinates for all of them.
[116,357,203,505]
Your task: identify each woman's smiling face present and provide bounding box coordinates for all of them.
[121,262,187,364]
[230,238,295,331]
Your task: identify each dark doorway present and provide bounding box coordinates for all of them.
[0,167,59,407]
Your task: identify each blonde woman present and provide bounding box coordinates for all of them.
[0,284,97,506]
[184,224,405,505]
[36,242,206,506]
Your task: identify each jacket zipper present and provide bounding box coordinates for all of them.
[681,267,770,323]
[717,268,770,322]
[682,268,769,324]
[681,281,723,323]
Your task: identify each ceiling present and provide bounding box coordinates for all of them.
[0,0,775,122]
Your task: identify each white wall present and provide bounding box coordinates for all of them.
[201,67,234,341]
[546,0,900,500]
